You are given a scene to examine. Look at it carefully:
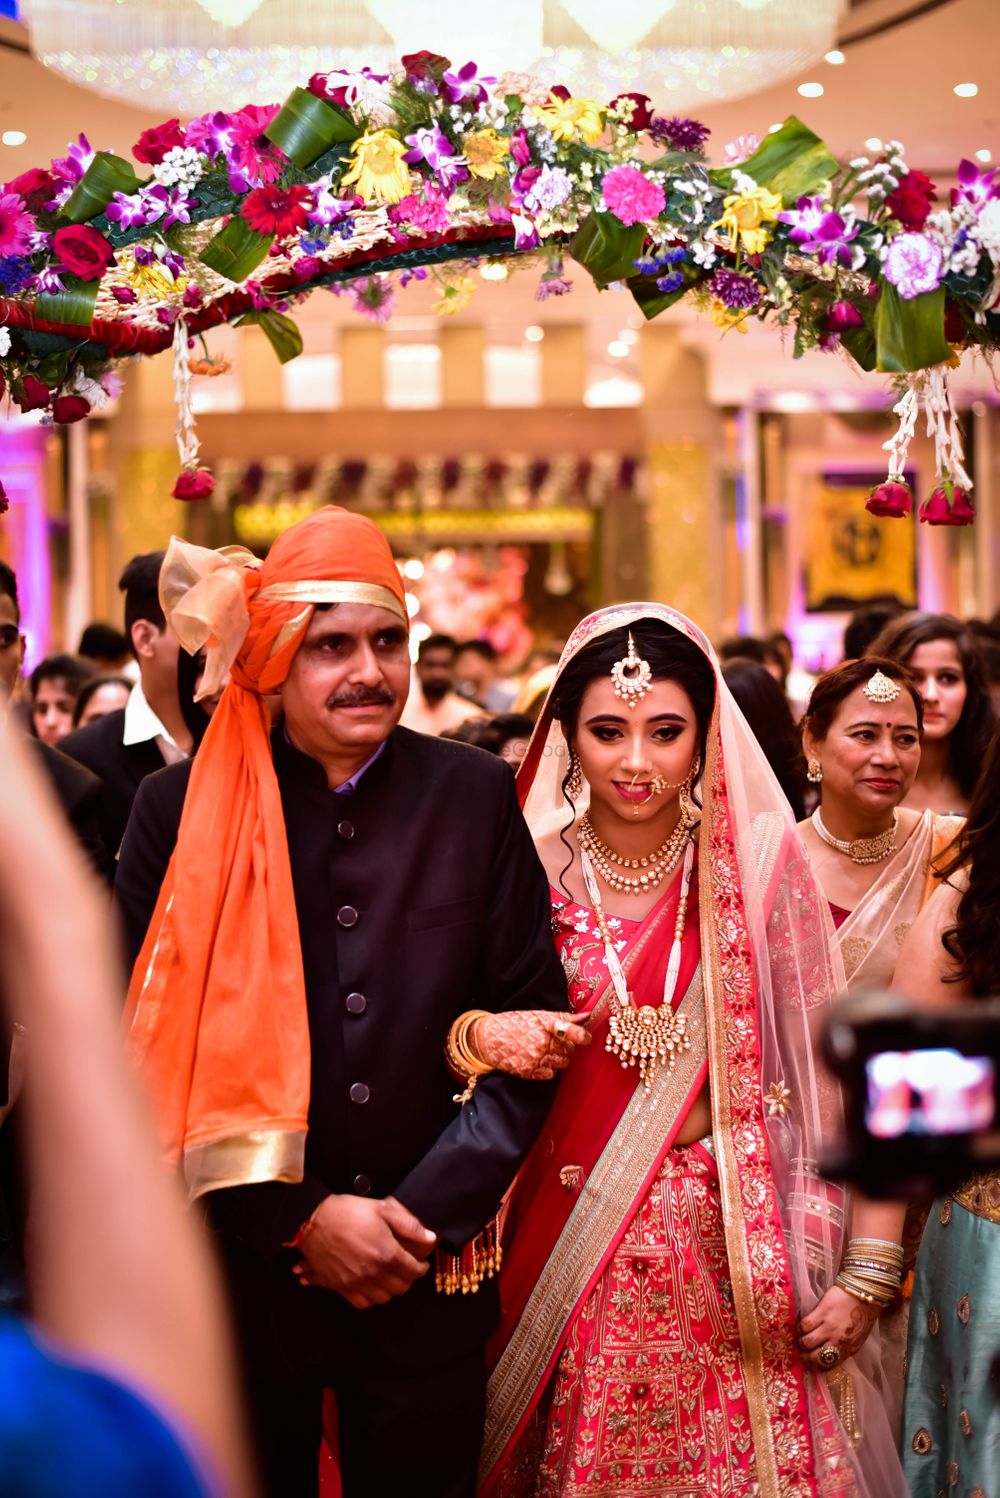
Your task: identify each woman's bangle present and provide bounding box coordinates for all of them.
[445,1010,495,1101]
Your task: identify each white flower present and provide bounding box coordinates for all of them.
[153,146,205,191]
[71,365,108,408]
[731,169,759,195]
[0,327,10,357]
[849,156,870,170]
[974,198,1000,264]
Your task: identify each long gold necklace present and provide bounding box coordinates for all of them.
[577,810,693,896]
[579,839,694,1093]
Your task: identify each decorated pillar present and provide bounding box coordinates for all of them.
[639,328,721,636]
[107,352,181,574]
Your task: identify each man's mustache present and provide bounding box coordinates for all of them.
[327,687,396,709]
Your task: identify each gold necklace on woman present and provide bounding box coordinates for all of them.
[579,839,695,1093]
[577,809,693,896]
[811,808,899,865]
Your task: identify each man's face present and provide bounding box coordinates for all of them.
[280,603,410,765]
[455,649,493,700]
[417,646,456,704]
[0,595,24,701]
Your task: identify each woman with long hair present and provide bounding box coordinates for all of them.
[722,656,808,819]
[892,723,1000,1494]
[868,613,995,815]
[449,605,906,1497]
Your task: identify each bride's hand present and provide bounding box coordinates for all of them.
[472,1010,591,1081]
[797,1284,880,1371]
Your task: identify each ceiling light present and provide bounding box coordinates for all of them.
[525,325,545,343]
[479,261,510,281]
[797,81,824,98]
[1,130,27,146]
[824,49,845,65]
[975,148,992,163]
[607,340,630,358]
[618,328,639,345]
[194,0,265,22]
[864,137,883,152]
[954,82,979,98]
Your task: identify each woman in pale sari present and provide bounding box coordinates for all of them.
[455,606,906,1498]
[799,657,963,992]
[799,658,963,1422]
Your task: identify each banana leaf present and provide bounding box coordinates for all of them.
[236,308,303,364]
[199,217,273,282]
[63,152,142,225]
[627,265,705,321]
[875,281,950,372]
[568,212,647,286]
[711,117,838,202]
[34,277,100,327]
[265,87,360,169]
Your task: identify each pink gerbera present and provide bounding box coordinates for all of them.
[226,104,284,189]
[601,165,665,227]
[0,192,37,256]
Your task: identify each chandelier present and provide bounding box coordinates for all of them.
[21,0,843,116]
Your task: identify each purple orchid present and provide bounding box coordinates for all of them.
[159,187,196,230]
[780,195,859,267]
[133,245,157,267]
[185,111,233,158]
[511,211,539,251]
[159,248,187,280]
[33,264,66,295]
[883,232,943,299]
[403,125,469,191]
[952,157,1000,210]
[399,265,429,288]
[111,286,137,305]
[509,129,531,168]
[308,183,357,227]
[105,190,161,231]
[51,134,94,185]
[441,61,495,106]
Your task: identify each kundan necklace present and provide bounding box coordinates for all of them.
[577,809,693,896]
[811,807,899,865]
[579,837,695,1093]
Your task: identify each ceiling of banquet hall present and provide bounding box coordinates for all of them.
[1,0,997,405]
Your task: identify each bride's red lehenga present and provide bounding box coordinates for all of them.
[478,604,907,1498]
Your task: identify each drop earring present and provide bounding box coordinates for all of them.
[678,753,702,822]
[567,752,584,800]
[807,758,823,784]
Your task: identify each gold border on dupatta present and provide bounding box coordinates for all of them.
[700,712,782,1498]
[183,1128,306,1200]
[481,969,706,1479]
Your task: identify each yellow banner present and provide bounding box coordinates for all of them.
[804,478,916,610]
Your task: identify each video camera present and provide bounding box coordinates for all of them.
[820,987,1000,1198]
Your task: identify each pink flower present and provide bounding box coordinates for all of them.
[388,186,450,236]
[919,480,975,525]
[132,119,185,166]
[829,299,863,329]
[723,134,760,166]
[865,480,912,518]
[883,232,943,300]
[226,104,283,190]
[0,192,36,256]
[601,165,665,227]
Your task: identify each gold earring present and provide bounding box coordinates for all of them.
[567,752,583,799]
[806,758,822,784]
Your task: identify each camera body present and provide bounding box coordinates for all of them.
[821,987,1000,1198]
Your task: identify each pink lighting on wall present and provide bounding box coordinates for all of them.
[0,418,50,670]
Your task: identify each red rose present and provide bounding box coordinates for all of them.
[52,224,114,281]
[608,93,653,132]
[886,168,937,230]
[865,480,912,518]
[307,72,352,107]
[17,375,51,412]
[5,167,56,204]
[133,119,185,166]
[401,51,451,84]
[171,467,216,501]
[52,394,91,424]
[919,481,975,525]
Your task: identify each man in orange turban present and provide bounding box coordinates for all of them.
[115,507,568,1498]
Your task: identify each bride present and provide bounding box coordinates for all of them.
[451,605,906,1498]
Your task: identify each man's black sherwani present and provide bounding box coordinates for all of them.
[115,723,567,1498]
[60,708,165,862]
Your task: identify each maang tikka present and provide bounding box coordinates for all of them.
[611,632,653,709]
[863,668,901,705]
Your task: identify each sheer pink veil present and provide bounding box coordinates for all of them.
[516,603,905,1498]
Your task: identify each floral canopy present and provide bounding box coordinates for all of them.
[1,50,998,520]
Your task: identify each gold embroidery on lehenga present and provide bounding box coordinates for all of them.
[953,1169,1000,1223]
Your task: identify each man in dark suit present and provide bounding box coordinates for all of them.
[59,551,200,860]
[115,509,569,1498]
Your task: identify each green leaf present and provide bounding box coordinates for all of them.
[875,281,950,372]
[568,212,647,287]
[265,87,360,169]
[626,266,705,320]
[199,217,273,282]
[63,152,141,224]
[841,324,878,372]
[34,276,100,327]
[716,117,839,202]
[236,309,303,364]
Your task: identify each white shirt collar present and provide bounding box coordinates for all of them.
[122,681,178,750]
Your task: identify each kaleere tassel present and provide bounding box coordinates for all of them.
[171,315,215,501]
[435,1212,503,1296]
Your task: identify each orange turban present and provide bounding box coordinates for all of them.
[124,507,407,1197]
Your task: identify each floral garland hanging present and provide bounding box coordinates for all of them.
[0,49,998,518]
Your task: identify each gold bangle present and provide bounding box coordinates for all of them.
[445,1010,495,1084]
[835,1273,892,1309]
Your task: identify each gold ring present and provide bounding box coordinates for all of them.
[818,1343,841,1369]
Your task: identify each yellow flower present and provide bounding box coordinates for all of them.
[119,249,187,300]
[715,183,783,255]
[430,275,477,316]
[535,92,604,146]
[709,300,751,334]
[340,129,411,205]
[462,128,510,181]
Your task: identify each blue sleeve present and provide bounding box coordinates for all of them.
[0,1317,216,1497]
